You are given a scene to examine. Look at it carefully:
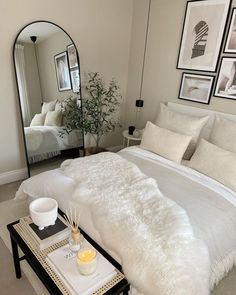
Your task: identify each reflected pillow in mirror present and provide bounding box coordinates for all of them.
[44,110,62,126]
[41,99,57,114]
[30,113,46,126]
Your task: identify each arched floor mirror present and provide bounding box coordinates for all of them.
[14,21,84,177]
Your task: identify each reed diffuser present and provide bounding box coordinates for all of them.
[64,208,82,252]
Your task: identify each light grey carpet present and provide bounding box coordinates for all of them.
[0,198,49,295]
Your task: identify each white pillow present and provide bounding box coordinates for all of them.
[210,115,236,153]
[44,110,62,126]
[188,139,236,192]
[41,100,57,114]
[55,100,63,112]
[155,104,209,159]
[30,113,46,126]
[140,121,192,163]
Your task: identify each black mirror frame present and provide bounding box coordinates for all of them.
[13,20,84,178]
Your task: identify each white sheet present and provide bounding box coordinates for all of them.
[24,126,83,157]
[15,146,236,289]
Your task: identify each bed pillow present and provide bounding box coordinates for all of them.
[188,139,236,192]
[155,103,209,159]
[30,113,46,126]
[44,110,62,126]
[210,115,236,153]
[140,121,192,163]
[41,100,57,114]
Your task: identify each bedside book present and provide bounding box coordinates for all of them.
[20,215,69,250]
[46,244,116,295]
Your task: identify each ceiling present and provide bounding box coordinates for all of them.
[17,22,61,43]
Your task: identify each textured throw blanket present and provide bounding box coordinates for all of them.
[61,152,210,295]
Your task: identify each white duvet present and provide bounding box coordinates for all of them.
[15,146,236,290]
[24,126,83,157]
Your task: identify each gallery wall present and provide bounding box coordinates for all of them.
[0,0,133,178]
[125,0,236,130]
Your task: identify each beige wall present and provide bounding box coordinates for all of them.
[0,0,133,175]
[24,43,42,119]
[126,0,236,130]
[36,30,72,102]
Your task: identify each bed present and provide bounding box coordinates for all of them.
[16,103,236,294]
[24,126,83,164]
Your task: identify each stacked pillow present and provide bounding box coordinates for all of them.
[187,115,236,191]
[30,99,62,127]
[155,104,209,159]
[141,121,192,163]
[140,103,209,163]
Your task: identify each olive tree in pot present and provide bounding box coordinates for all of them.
[61,72,122,155]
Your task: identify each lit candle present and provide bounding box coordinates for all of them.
[77,247,97,275]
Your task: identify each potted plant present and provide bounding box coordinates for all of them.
[61,72,122,154]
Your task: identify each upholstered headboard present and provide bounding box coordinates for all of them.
[167,102,236,140]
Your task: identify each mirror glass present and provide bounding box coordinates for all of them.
[14,21,84,176]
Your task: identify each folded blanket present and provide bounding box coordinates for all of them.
[61,152,210,295]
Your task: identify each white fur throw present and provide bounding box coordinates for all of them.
[61,152,210,295]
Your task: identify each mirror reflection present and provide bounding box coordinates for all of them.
[14,21,84,176]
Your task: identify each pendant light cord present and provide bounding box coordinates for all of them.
[139,0,151,99]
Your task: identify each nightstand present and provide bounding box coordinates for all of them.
[122,130,142,147]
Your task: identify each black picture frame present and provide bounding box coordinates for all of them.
[179,72,214,104]
[70,67,80,93]
[67,44,78,69]
[54,51,71,92]
[214,57,236,100]
[224,8,236,53]
[177,0,231,72]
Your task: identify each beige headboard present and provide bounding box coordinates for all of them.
[167,102,236,140]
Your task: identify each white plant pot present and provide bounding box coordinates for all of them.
[29,198,58,230]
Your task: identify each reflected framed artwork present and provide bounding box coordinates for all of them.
[177,0,231,72]
[215,57,236,100]
[67,44,78,69]
[179,73,214,104]
[54,51,71,91]
[70,68,80,93]
[225,8,236,53]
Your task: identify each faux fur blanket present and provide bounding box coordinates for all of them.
[61,152,210,295]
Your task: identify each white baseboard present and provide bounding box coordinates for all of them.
[0,168,28,186]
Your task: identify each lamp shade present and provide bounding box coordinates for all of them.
[136,99,144,108]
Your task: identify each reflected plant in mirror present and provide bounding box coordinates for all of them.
[61,72,122,152]
[13,21,84,177]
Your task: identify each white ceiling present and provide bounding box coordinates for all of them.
[17,22,62,43]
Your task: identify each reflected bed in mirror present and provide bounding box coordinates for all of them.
[14,21,84,177]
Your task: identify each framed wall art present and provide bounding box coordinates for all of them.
[67,44,78,69]
[225,8,236,53]
[70,68,80,93]
[179,73,214,104]
[215,57,236,100]
[177,0,231,72]
[54,51,71,91]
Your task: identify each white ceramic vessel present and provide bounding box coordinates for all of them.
[29,197,58,230]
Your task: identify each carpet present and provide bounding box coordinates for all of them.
[0,199,49,295]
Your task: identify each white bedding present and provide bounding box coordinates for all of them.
[24,126,83,158]
[15,146,236,290]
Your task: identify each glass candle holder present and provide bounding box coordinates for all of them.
[76,247,97,275]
